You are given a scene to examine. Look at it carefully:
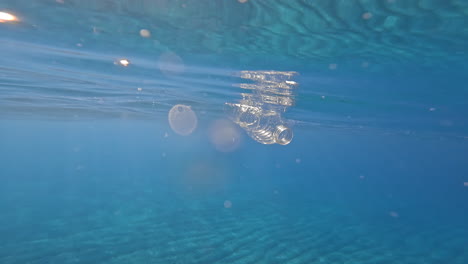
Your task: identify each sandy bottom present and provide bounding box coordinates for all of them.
[1,188,467,264]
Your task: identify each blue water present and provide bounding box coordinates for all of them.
[1,0,468,263]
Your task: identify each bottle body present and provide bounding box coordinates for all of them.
[226,104,293,145]
[225,71,298,145]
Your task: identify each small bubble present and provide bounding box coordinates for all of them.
[359,175,365,180]
[139,29,151,38]
[362,12,373,20]
[361,61,369,68]
[295,158,301,164]
[321,95,326,99]
[92,26,101,34]
[137,87,142,92]
[162,152,166,158]
[273,190,279,195]
[164,132,169,138]
[429,107,436,112]
[76,43,83,47]
[224,200,232,208]
[56,0,64,3]
[329,64,337,70]
[238,0,248,3]
[439,120,453,127]
[464,182,468,187]
[389,211,399,218]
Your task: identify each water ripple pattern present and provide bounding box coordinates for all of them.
[0,0,467,135]
[7,0,463,67]
[1,0,468,69]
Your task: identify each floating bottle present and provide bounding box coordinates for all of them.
[245,110,293,145]
[226,70,298,145]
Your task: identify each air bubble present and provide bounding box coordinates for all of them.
[139,29,151,38]
[389,211,399,218]
[224,200,232,208]
[362,12,373,20]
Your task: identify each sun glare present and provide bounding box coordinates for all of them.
[0,11,18,22]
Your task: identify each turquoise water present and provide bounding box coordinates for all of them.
[1,0,468,263]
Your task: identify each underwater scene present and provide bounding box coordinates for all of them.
[1,0,468,263]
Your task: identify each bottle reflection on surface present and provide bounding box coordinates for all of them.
[225,71,298,145]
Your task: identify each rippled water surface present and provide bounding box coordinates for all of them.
[1,0,468,133]
[1,1,468,264]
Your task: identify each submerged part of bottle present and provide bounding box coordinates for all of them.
[245,112,294,145]
[225,71,298,146]
[274,125,294,145]
[224,103,261,128]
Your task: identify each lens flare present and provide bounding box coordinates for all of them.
[209,119,241,152]
[158,52,185,76]
[168,104,197,136]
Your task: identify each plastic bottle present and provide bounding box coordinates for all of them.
[245,110,293,145]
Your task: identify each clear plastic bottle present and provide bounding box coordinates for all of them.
[225,104,293,145]
[245,110,293,145]
[226,70,297,145]
[224,102,261,128]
